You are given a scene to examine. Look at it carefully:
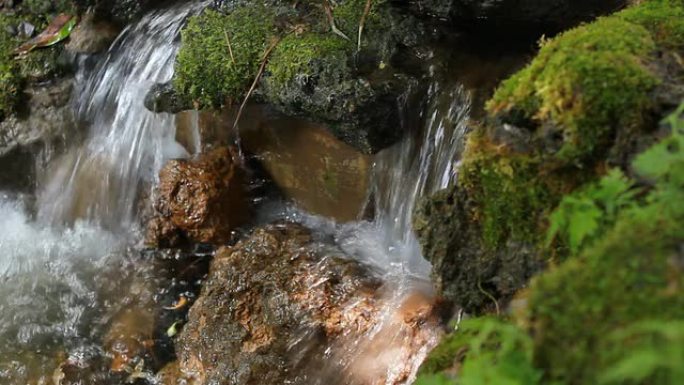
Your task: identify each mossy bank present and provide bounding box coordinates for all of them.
[416,1,684,383]
[415,0,684,312]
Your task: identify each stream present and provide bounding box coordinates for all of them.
[0,2,472,384]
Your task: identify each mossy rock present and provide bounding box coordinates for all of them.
[172,0,429,153]
[415,0,684,312]
[173,6,277,108]
[0,12,71,119]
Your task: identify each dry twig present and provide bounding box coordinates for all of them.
[357,0,372,51]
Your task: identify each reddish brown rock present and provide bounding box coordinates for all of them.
[146,146,247,247]
[171,223,441,385]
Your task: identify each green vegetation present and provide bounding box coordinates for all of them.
[458,0,684,250]
[0,12,69,118]
[266,32,349,90]
[173,0,401,110]
[487,15,658,161]
[417,101,684,385]
[0,16,24,118]
[173,7,276,108]
[417,317,541,385]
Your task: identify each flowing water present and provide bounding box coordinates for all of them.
[0,1,471,383]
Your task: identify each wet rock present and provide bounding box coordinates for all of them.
[411,0,626,29]
[174,105,372,222]
[0,79,75,157]
[241,114,371,222]
[413,186,542,312]
[173,223,440,385]
[0,78,78,192]
[65,12,120,54]
[144,82,191,114]
[146,146,248,247]
[172,1,432,153]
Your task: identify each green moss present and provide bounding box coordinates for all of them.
[618,0,684,49]
[528,195,684,384]
[333,0,389,39]
[487,10,662,161]
[266,32,349,90]
[0,11,71,118]
[174,7,276,108]
[0,16,23,118]
[457,131,587,249]
[459,142,551,247]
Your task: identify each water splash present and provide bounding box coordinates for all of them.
[261,82,471,384]
[37,2,208,231]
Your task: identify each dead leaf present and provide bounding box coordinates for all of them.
[15,14,77,55]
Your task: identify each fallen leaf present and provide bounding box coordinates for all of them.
[163,295,188,310]
[15,14,77,55]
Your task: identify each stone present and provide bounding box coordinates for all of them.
[174,105,372,222]
[65,12,119,54]
[146,146,248,247]
[0,79,78,192]
[173,223,441,385]
[144,81,191,114]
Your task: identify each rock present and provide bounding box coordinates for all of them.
[411,0,626,29]
[171,1,432,153]
[413,186,542,312]
[173,105,372,222]
[414,0,684,312]
[0,79,78,192]
[144,82,191,114]
[174,223,441,385]
[146,146,248,247]
[65,12,119,54]
[241,113,372,222]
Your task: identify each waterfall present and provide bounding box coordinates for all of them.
[37,1,208,231]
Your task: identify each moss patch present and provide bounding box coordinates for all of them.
[173,7,276,108]
[266,32,350,91]
[0,12,69,118]
[487,15,660,161]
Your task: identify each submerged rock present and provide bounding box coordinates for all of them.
[146,146,248,247]
[171,223,441,385]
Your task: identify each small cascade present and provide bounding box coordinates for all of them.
[271,82,472,384]
[37,2,208,231]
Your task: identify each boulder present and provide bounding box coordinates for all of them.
[146,146,248,247]
[0,79,78,192]
[413,0,684,312]
[169,0,432,153]
[172,223,441,385]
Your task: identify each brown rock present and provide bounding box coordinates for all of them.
[174,223,441,385]
[146,146,248,246]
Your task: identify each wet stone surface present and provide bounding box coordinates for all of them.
[146,146,248,247]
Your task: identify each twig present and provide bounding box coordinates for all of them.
[323,0,350,40]
[357,0,372,52]
[477,279,501,316]
[223,29,236,65]
[232,36,282,131]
